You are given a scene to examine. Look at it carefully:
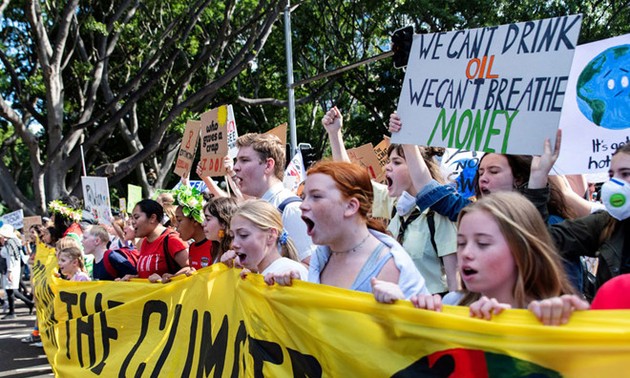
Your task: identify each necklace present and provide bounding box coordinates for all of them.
[331,233,371,255]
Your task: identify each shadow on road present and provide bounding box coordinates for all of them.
[0,302,53,377]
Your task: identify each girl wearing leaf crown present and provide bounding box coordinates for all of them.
[172,185,214,276]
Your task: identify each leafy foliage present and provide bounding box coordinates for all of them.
[0,0,628,215]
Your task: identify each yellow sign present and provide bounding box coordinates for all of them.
[34,243,630,377]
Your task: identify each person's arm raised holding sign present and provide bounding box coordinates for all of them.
[196,161,228,199]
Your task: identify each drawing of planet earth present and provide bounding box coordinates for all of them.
[576,45,630,130]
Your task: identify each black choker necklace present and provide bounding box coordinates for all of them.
[331,233,371,254]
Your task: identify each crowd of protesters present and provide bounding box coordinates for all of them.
[2,107,630,351]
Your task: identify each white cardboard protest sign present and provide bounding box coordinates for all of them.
[440,148,484,199]
[226,105,239,159]
[553,33,630,175]
[284,150,306,193]
[1,209,24,230]
[172,180,208,193]
[394,15,581,155]
[82,176,113,224]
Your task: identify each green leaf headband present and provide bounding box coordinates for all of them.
[48,200,83,223]
[175,185,205,224]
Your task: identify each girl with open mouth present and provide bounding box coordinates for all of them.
[221,200,308,279]
[264,160,429,302]
[320,106,459,296]
[378,192,589,326]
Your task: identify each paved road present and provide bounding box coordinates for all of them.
[0,302,53,377]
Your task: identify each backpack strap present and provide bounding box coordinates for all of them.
[426,209,438,255]
[396,208,422,244]
[103,247,139,279]
[277,196,302,214]
[102,250,117,278]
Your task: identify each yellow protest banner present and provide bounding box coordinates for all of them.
[34,242,630,377]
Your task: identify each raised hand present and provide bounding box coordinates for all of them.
[389,112,402,133]
[195,161,204,179]
[529,129,562,189]
[322,106,342,135]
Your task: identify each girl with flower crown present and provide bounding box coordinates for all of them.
[48,196,83,240]
[48,196,94,276]
[220,200,308,279]
[171,185,214,277]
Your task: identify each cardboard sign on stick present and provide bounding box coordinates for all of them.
[348,143,383,181]
[373,137,391,183]
[22,216,42,232]
[119,199,127,216]
[174,120,202,178]
[265,123,288,146]
[199,105,229,177]
[394,15,582,155]
[127,184,143,214]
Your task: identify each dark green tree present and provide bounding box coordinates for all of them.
[0,0,288,214]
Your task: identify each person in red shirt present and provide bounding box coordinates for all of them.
[174,185,213,273]
[120,199,188,282]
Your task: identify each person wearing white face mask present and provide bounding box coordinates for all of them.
[546,144,630,295]
[600,178,630,221]
[322,107,458,295]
